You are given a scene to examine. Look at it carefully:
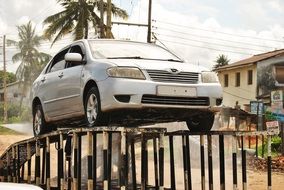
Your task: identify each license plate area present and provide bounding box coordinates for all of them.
[156,86,197,97]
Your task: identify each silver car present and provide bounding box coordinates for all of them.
[32,39,222,136]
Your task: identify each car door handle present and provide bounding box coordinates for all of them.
[58,73,64,78]
[41,77,46,82]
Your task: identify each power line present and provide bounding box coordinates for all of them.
[0,60,13,63]
[156,37,252,55]
[154,20,284,43]
[153,27,280,50]
[154,32,265,52]
[223,90,254,101]
[129,0,135,16]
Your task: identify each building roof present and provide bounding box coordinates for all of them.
[216,49,284,71]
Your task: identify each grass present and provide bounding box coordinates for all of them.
[0,125,21,135]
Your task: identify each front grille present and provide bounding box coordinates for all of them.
[146,69,199,83]
[142,95,209,106]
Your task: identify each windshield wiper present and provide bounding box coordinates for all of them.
[107,56,143,59]
[164,59,183,62]
[107,56,183,62]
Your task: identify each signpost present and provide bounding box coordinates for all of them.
[266,120,280,133]
[250,101,264,130]
[270,90,284,156]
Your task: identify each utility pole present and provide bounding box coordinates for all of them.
[106,0,112,38]
[2,35,7,123]
[147,0,152,43]
[112,0,153,42]
[100,0,105,38]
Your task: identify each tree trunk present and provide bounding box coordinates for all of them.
[84,21,88,39]
[106,0,112,38]
[100,0,105,38]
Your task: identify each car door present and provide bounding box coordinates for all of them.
[57,44,85,115]
[38,48,69,118]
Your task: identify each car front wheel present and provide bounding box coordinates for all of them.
[186,112,215,132]
[84,87,104,127]
[33,104,47,136]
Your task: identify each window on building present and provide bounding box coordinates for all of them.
[13,93,18,98]
[224,74,228,87]
[248,70,253,85]
[235,72,240,87]
[275,66,284,84]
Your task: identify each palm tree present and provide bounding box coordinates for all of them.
[8,21,51,110]
[43,0,128,45]
[213,54,230,70]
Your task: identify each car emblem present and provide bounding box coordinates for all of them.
[169,68,180,74]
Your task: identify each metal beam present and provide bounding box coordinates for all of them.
[112,21,148,27]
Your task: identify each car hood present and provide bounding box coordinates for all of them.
[106,59,209,73]
[0,182,43,190]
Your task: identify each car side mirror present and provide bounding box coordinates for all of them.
[65,53,83,64]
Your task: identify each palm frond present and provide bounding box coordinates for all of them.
[6,39,18,47]
[111,3,128,19]
[12,53,22,63]
[50,16,76,46]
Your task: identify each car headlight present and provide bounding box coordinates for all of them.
[107,67,146,80]
[201,71,219,83]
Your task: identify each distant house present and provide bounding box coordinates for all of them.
[215,49,284,110]
[0,81,30,106]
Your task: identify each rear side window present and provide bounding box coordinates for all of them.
[46,48,69,73]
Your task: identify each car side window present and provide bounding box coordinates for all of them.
[66,45,85,68]
[50,60,66,72]
[47,48,69,73]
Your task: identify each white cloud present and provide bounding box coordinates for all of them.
[113,0,284,70]
[268,0,284,12]
[2,0,284,72]
[0,17,8,33]
[17,16,31,25]
[14,1,32,12]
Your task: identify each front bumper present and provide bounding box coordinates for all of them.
[97,77,223,112]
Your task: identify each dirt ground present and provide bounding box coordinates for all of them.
[0,134,31,155]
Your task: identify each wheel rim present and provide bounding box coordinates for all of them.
[86,94,98,124]
[34,109,42,135]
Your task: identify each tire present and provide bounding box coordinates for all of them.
[84,87,104,127]
[33,104,48,136]
[186,112,215,132]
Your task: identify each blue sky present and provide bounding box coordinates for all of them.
[1,0,284,71]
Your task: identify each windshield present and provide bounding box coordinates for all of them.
[88,40,182,61]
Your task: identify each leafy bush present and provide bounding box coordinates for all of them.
[265,111,277,121]
[257,136,282,157]
[271,136,282,152]
[0,103,32,123]
[8,116,21,123]
[20,106,32,122]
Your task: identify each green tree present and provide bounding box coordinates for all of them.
[257,65,276,95]
[213,54,230,70]
[43,0,128,45]
[8,21,51,110]
[0,71,16,87]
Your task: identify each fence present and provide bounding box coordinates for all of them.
[0,127,279,190]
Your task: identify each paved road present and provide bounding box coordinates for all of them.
[2,123,33,136]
